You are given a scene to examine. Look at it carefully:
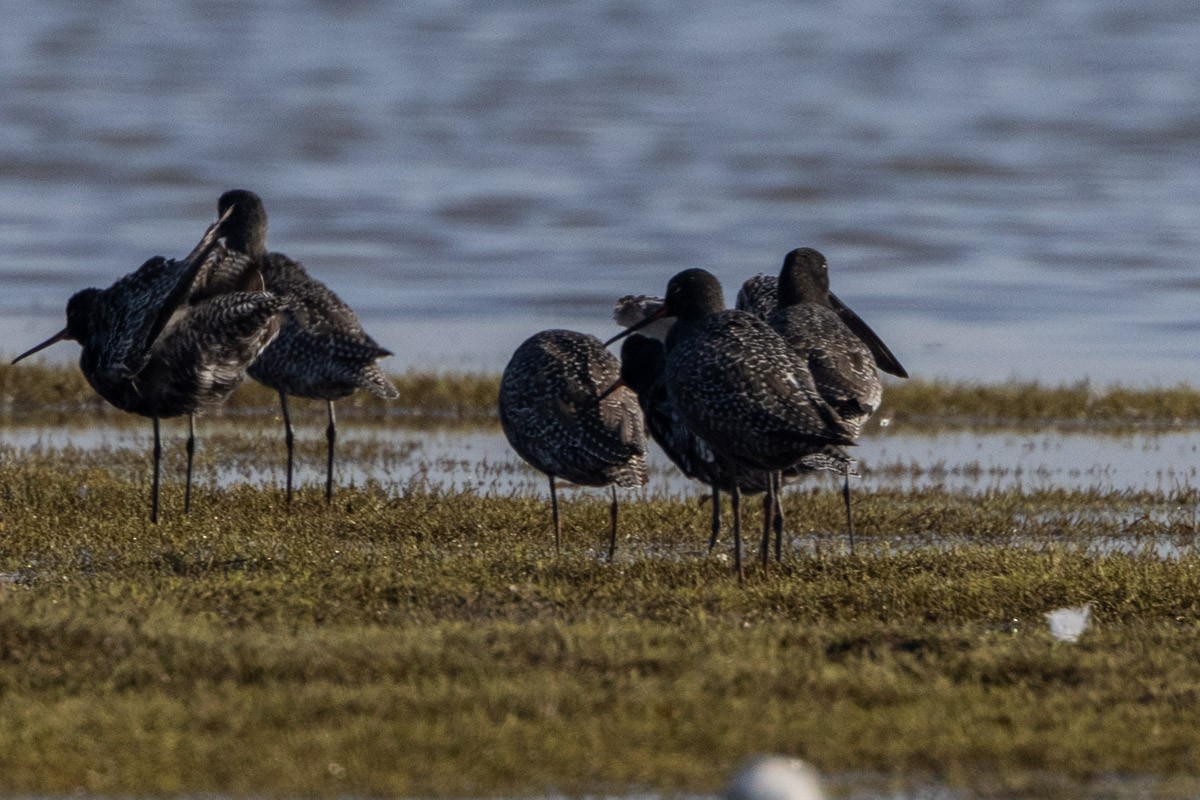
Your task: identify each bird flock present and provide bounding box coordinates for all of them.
[12,190,396,522]
[12,195,905,579]
[500,249,907,579]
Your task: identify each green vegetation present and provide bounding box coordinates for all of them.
[1,447,1200,796]
[8,361,1200,429]
[4,364,1200,797]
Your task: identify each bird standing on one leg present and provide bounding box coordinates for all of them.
[215,189,399,505]
[12,208,283,522]
[499,329,647,560]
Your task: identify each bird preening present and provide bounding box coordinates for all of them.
[11,190,398,522]
[603,249,906,576]
[11,196,905,577]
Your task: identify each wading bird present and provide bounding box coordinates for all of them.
[608,269,853,578]
[215,189,398,504]
[764,247,907,552]
[12,208,284,522]
[613,333,854,554]
[499,329,647,560]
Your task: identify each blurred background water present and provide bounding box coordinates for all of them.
[2,0,1199,383]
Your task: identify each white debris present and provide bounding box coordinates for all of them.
[725,755,824,800]
[1045,603,1092,643]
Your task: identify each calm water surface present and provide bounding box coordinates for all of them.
[3,1,1200,381]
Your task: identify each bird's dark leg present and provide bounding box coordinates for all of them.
[184,414,196,515]
[774,471,785,562]
[608,485,618,562]
[843,467,855,555]
[761,473,774,575]
[549,475,561,556]
[280,393,294,504]
[151,415,161,525]
[708,482,721,552]
[731,484,743,582]
[325,400,336,504]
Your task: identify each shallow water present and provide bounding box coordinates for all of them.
[7,421,1200,498]
[4,1,1200,382]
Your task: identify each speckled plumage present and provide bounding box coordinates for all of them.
[737,266,908,379]
[768,249,883,438]
[610,268,854,576]
[500,330,647,488]
[216,191,398,403]
[13,210,283,522]
[612,294,674,342]
[499,329,647,558]
[618,333,855,550]
[621,333,854,487]
[767,248,909,552]
[663,291,853,473]
[216,189,397,503]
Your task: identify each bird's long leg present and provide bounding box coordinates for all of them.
[843,467,856,555]
[325,400,336,504]
[608,485,618,562]
[280,392,295,505]
[774,471,785,562]
[708,482,721,552]
[549,475,561,556]
[151,415,162,525]
[731,484,743,582]
[184,414,196,515]
[761,473,774,575]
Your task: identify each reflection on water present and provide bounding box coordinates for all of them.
[3,1,1200,381]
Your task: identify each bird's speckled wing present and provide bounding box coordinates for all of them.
[666,312,853,472]
[499,330,647,488]
[770,304,882,438]
[735,274,778,319]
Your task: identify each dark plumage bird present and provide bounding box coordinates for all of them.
[498,329,648,560]
[616,334,854,553]
[215,189,399,504]
[608,269,854,578]
[737,264,908,379]
[12,209,284,523]
[764,247,908,552]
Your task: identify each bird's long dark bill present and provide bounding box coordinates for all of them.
[829,291,909,379]
[603,306,669,346]
[12,327,70,364]
[581,378,625,411]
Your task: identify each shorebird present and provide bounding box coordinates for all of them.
[498,329,647,560]
[613,334,854,554]
[12,208,284,523]
[215,189,399,505]
[766,248,907,552]
[737,265,908,379]
[608,269,853,578]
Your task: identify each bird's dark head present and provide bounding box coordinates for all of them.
[664,268,725,321]
[778,247,830,307]
[11,287,98,364]
[618,334,666,395]
[217,189,268,258]
[64,288,100,342]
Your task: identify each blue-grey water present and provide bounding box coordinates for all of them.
[3,0,1200,382]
